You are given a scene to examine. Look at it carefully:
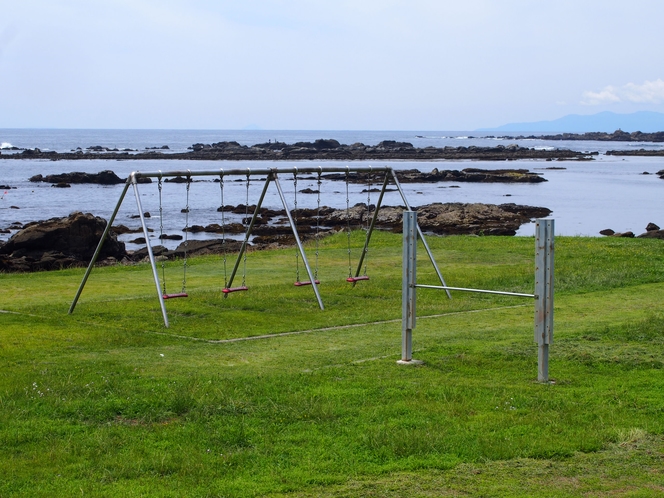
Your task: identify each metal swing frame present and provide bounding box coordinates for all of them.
[69,165,451,327]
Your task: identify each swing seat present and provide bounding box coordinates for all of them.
[163,293,189,299]
[294,280,320,287]
[222,286,249,294]
[346,276,370,283]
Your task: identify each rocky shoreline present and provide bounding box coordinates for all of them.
[599,222,664,239]
[24,167,547,187]
[0,139,595,161]
[504,129,664,143]
[0,204,551,272]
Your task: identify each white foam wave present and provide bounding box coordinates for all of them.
[1,142,13,149]
[533,146,555,151]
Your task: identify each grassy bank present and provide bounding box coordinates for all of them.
[1,232,664,496]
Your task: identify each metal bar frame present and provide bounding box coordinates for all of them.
[69,166,451,328]
[407,217,554,381]
[415,285,535,299]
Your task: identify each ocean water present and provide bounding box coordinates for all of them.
[1,129,663,249]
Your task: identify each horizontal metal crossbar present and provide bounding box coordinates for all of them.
[130,166,391,181]
[415,284,535,299]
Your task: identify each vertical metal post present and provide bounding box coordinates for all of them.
[535,219,554,382]
[69,180,131,314]
[273,174,325,310]
[398,211,420,364]
[132,178,169,328]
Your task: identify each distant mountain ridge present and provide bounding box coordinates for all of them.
[479,111,664,133]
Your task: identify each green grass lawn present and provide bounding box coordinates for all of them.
[1,232,664,497]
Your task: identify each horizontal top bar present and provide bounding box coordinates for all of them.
[415,284,536,299]
[129,165,392,181]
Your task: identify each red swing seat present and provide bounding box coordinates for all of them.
[294,280,321,287]
[222,286,249,294]
[163,293,189,299]
[346,275,370,283]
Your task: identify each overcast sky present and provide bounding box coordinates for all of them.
[2,0,664,130]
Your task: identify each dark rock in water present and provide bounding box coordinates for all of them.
[112,224,152,234]
[10,205,20,209]
[30,170,125,185]
[599,229,615,236]
[638,229,664,239]
[52,183,71,188]
[166,239,243,258]
[0,212,126,272]
[129,237,146,244]
[166,176,190,183]
[646,222,660,231]
[159,234,184,240]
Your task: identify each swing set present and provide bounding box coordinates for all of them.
[69,166,450,327]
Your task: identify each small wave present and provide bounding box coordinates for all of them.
[1,142,14,149]
[454,136,469,140]
[533,146,555,151]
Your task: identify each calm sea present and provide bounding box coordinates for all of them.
[1,129,663,248]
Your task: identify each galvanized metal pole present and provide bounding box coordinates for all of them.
[535,219,554,382]
[69,180,131,314]
[131,178,170,328]
[273,174,325,310]
[398,211,421,365]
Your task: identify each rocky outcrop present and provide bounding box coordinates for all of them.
[601,222,664,239]
[1,203,551,270]
[5,139,595,162]
[513,129,664,143]
[325,168,546,184]
[29,170,152,184]
[606,150,664,157]
[0,212,126,272]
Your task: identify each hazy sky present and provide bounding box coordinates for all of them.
[2,0,664,130]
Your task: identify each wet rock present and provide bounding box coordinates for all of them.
[599,229,615,236]
[0,212,126,272]
[30,170,125,185]
[646,222,660,231]
[638,229,664,239]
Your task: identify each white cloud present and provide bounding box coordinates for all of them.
[582,79,664,105]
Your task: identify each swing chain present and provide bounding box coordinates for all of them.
[220,174,228,288]
[158,175,167,294]
[315,169,321,281]
[346,168,352,278]
[364,167,372,276]
[182,174,190,293]
[293,170,300,283]
[242,174,249,287]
